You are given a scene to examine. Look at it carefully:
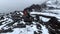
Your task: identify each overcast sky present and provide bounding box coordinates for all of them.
[0,0,47,13]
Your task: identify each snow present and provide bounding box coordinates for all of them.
[2,26,10,30]
[20,21,25,24]
[32,22,37,24]
[43,9,60,14]
[1,24,37,34]
[40,16,50,22]
[13,22,18,26]
[30,12,60,20]
[0,18,13,23]
[43,9,60,20]
[46,0,60,8]
[0,18,49,34]
[0,0,60,34]
[0,23,49,34]
[41,25,49,34]
[1,28,22,34]
[0,18,13,30]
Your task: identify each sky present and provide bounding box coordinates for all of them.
[0,0,47,13]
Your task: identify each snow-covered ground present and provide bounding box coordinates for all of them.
[1,24,49,34]
[30,11,60,20]
[41,25,49,34]
[0,0,60,34]
[0,17,49,34]
[46,0,60,8]
[0,18,13,30]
